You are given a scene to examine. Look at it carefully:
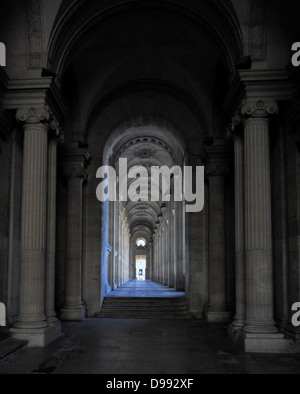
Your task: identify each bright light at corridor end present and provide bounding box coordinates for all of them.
[96,158,205,213]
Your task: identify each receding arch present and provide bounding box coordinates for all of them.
[48,0,244,83]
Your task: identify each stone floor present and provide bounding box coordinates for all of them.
[106,280,185,298]
[1,281,300,375]
[0,318,300,374]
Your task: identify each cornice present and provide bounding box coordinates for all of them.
[3,78,67,123]
[223,69,293,119]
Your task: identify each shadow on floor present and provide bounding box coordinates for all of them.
[0,318,300,374]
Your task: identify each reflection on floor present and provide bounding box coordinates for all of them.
[106,280,185,298]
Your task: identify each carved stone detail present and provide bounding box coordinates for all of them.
[249,0,267,61]
[24,0,42,69]
[16,107,60,130]
[227,99,279,139]
[62,145,91,181]
[241,100,279,119]
[134,149,156,159]
[63,167,88,180]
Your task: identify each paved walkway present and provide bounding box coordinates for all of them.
[0,319,300,374]
[106,280,185,298]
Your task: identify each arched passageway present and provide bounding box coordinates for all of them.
[1,0,299,355]
[101,117,189,297]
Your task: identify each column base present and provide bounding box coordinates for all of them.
[190,309,204,319]
[10,324,62,348]
[60,306,85,322]
[228,326,300,353]
[105,282,112,294]
[86,308,101,318]
[47,316,59,327]
[285,324,300,340]
[205,311,232,323]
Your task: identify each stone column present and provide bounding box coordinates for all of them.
[45,132,62,326]
[107,201,115,292]
[169,200,175,289]
[162,207,167,285]
[60,145,91,321]
[206,142,231,322]
[12,107,60,346]
[231,130,246,328]
[115,202,120,286]
[174,200,185,291]
[242,100,280,336]
[153,229,158,282]
[157,225,161,284]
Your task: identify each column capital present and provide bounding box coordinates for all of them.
[241,99,279,119]
[61,142,91,180]
[16,106,59,129]
[227,99,279,140]
[206,139,231,177]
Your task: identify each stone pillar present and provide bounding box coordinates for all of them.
[206,141,231,323]
[45,133,62,326]
[157,225,161,284]
[232,131,246,328]
[60,144,91,321]
[169,200,175,289]
[115,202,120,286]
[242,100,280,338]
[162,207,167,286]
[147,241,152,280]
[12,107,60,346]
[174,200,185,291]
[153,229,158,282]
[107,201,115,292]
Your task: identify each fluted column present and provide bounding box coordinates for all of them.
[232,131,246,328]
[242,100,279,334]
[206,142,231,323]
[158,224,162,284]
[46,132,63,326]
[174,200,185,291]
[14,107,55,330]
[169,200,175,288]
[162,207,167,286]
[115,202,120,286]
[60,145,91,321]
[153,229,158,282]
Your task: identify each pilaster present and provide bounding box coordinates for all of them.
[60,143,91,322]
[205,140,231,323]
